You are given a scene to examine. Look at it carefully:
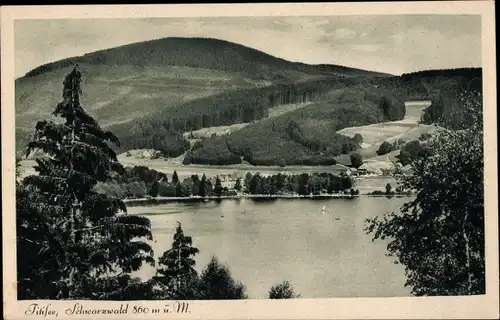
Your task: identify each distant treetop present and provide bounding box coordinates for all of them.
[400,68,482,80]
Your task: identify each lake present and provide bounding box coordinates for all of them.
[129,195,412,299]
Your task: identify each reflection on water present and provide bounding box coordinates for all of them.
[129,195,412,299]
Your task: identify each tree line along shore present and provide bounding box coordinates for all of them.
[94,164,413,205]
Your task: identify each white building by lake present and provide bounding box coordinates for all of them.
[210,173,241,189]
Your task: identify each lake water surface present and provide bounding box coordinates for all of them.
[129,195,412,299]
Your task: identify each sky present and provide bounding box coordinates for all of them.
[14,15,482,77]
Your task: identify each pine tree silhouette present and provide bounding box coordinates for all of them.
[156,222,200,298]
[18,66,155,299]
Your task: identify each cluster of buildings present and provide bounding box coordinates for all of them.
[209,173,241,189]
[343,162,413,177]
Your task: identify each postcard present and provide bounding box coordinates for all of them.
[1,2,498,319]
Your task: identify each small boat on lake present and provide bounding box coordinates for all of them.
[321,205,326,212]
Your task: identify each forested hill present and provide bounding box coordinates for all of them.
[400,67,482,80]
[15,37,392,157]
[15,37,482,165]
[408,67,483,129]
[21,37,392,80]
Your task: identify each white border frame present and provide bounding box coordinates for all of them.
[2,2,498,319]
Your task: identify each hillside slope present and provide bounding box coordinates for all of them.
[183,86,406,166]
[22,37,392,80]
[16,37,390,154]
[15,37,481,167]
[15,63,260,153]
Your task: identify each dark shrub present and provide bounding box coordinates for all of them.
[350,152,363,168]
[353,133,363,146]
[376,141,393,156]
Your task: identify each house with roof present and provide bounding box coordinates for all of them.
[211,174,241,189]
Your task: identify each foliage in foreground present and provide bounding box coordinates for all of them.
[153,223,247,300]
[365,90,484,295]
[398,140,431,166]
[17,66,154,299]
[197,257,247,300]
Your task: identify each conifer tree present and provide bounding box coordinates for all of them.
[191,174,200,196]
[172,170,179,185]
[18,66,154,299]
[199,174,207,197]
[197,256,247,300]
[385,183,392,195]
[156,222,200,298]
[15,157,22,181]
[214,176,223,197]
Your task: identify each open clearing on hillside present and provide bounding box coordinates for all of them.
[335,101,444,164]
[182,123,250,139]
[337,101,433,148]
[182,101,314,139]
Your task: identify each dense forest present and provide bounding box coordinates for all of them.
[16,37,401,161]
[110,67,483,164]
[109,77,365,156]
[183,86,406,166]
[17,66,482,165]
[421,84,483,129]
[369,67,482,103]
[400,67,482,80]
[399,67,483,128]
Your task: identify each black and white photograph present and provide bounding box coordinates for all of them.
[1,2,498,319]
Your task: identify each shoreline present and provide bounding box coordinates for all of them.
[123,193,412,206]
[115,157,349,175]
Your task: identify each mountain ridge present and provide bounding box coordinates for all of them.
[21,37,393,79]
[15,36,482,166]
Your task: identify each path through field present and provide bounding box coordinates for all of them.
[337,101,433,149]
